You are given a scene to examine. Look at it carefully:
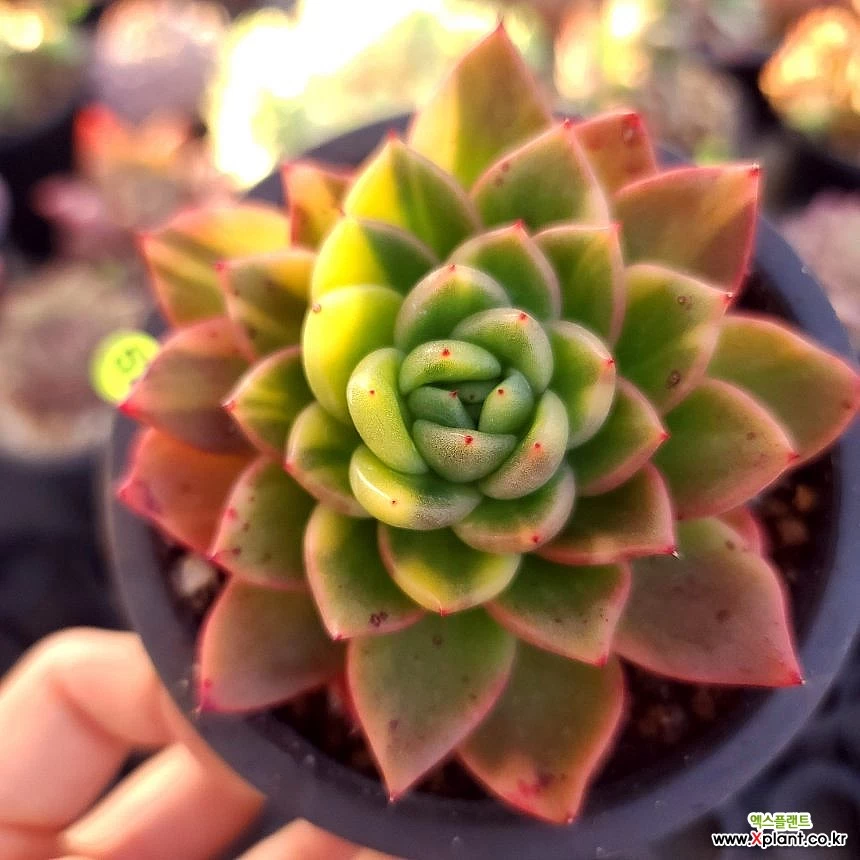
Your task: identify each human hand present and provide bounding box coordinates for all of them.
[0,628,393,860]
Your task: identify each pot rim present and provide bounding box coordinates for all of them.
[104,116,860,860]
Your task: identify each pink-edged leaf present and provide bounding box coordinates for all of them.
[225,347,311,459]
[655,378,796,519]
[304,506,422,639]
[348,611,516,799]
[614,264,729,413]
[459,647,624,824]
[574,110,658,195]
[615,517,803,687]
[720,506,768,554]
[209,459,313,590]
[534,224,625,344]
[708,314,860,463]
[121,318,249,453]
[614,165,759,294]
[407,24,552,189]
[140,204,290,326]
[220,248,313,358]
[473,122,609,232]
[285,403,366,518]
[117,429,252,554]
[198,580,343,713]
[569,378,667,496]
[282,160,352,249]
[540,464,675,565]
[489,557,630,665]
[379,525,521,614]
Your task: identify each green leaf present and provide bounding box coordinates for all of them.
[344,139,479,258]
[398,339,501,394]
[379,526,521,614]
[472,123,609,231]
[460,647,624,824]
[209,459,313,590]
[449,225,561,320]
[708,314,860,463]
[286,403,366,518]
[540,464,675,565]
[141,204,290,326]
[282,160,351,249]
[614,165,760,294]
[407,24,552,189]
[614,264,729,413]
[534,224,625,344]
[311,217,437,300]
[121,318,249,453]
[407,386,475,429]
[305,506,423,638]
[198,581,343,712]
[413,421,516,483]
[348,611,515,798]
[455,463,576,553]
[569,378,667,496]
[549,320,616,447]
[490,557,629,665]
[225,347,312,459]
[221,249,313,358]
[615,518,803,686]
[117,429,252,555]
[347,348,428,475]
[350,445,481,530]
[478,371,535,435]
[302,284,402,423]
[655,379,795,518]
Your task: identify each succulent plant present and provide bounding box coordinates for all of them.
[118,27,860,823]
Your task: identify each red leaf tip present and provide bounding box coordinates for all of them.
[748,164,762,178]
[514,218,525,231]
[118,399,138,418]
[448,263,457,272]
[386,128,399,142]
[659,430,670,443]
[562,117,573,130]
[222,399,236,412]
[464,435,474,445]
[787,450,801,464]
[213,259,227,273]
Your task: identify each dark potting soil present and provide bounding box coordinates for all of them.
[152,266,838,804]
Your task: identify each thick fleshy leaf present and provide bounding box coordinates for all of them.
[305,506,422,638]
[311,217,437,300]
[478,371,534,435]
[615,518,803,686]
[209,459,313,590]
[574,111,657,195]
[708,315,860,463]
[480,391,569,500]
[408,386,475,429]
[348,611,516,798]
[350,445,481,530]
[472,122,609,231]
[489,557,629,665]
[655,379,795,519]
[534,224,625,344]
[117,429,252,554]
[225,347,311,459]
[399,339,501,394]
[459,647,624,824]
[140,204,290,326]
[407,24,552,189]
[344,139,479,258]
[455,463,576,553]
[121,318,249,453]
[413,421,517,483]
[302,284,402,422]
[198,581,343,712]
[394,264,508,353]
[379,526,521,614]
[549,321,616,447]
[720,506,768,554]
[347,348,427,475]
[614,165,759,293]
[614,264,729,413]
[286,403,366,518]
[282,160,351,249]
[449,225,561,320]
[540,464,675,565]
[220,249,313,358]
[569,378,667,496]
[452,308,554,393]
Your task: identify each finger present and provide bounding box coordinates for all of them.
[0,629,176,830]
[62,743,263,860]
[238,819,401,860]
[0,822,60,860]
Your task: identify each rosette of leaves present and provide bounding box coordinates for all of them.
[119,28,860,823]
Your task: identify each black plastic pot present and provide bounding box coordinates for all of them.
[104,117,860,860]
